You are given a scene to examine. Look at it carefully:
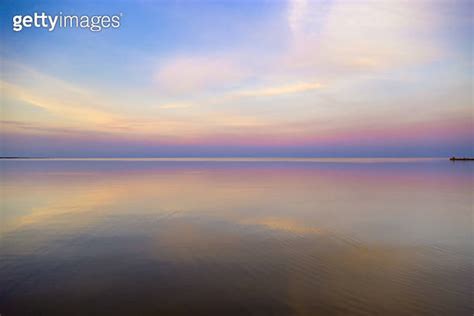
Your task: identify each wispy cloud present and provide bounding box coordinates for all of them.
[0,60,127,128]
[236,81,323,97]
[159,102,193,110]
[1,80,119,125]
[283,0,442,74]
[288,0,308,35]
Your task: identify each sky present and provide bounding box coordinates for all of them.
[0,0,472,157]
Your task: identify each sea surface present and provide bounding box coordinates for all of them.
[0,158,472,315]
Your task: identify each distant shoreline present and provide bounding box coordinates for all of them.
[0,157,40,159]
[449,157,474,161]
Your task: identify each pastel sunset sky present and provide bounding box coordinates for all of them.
[1,0,472,157]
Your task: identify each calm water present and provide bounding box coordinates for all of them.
[0,158,472,315]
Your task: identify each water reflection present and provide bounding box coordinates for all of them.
[1,159,472,315]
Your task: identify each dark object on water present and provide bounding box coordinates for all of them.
[450,157,474,161]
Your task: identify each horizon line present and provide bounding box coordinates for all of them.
[0,156,451,161]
